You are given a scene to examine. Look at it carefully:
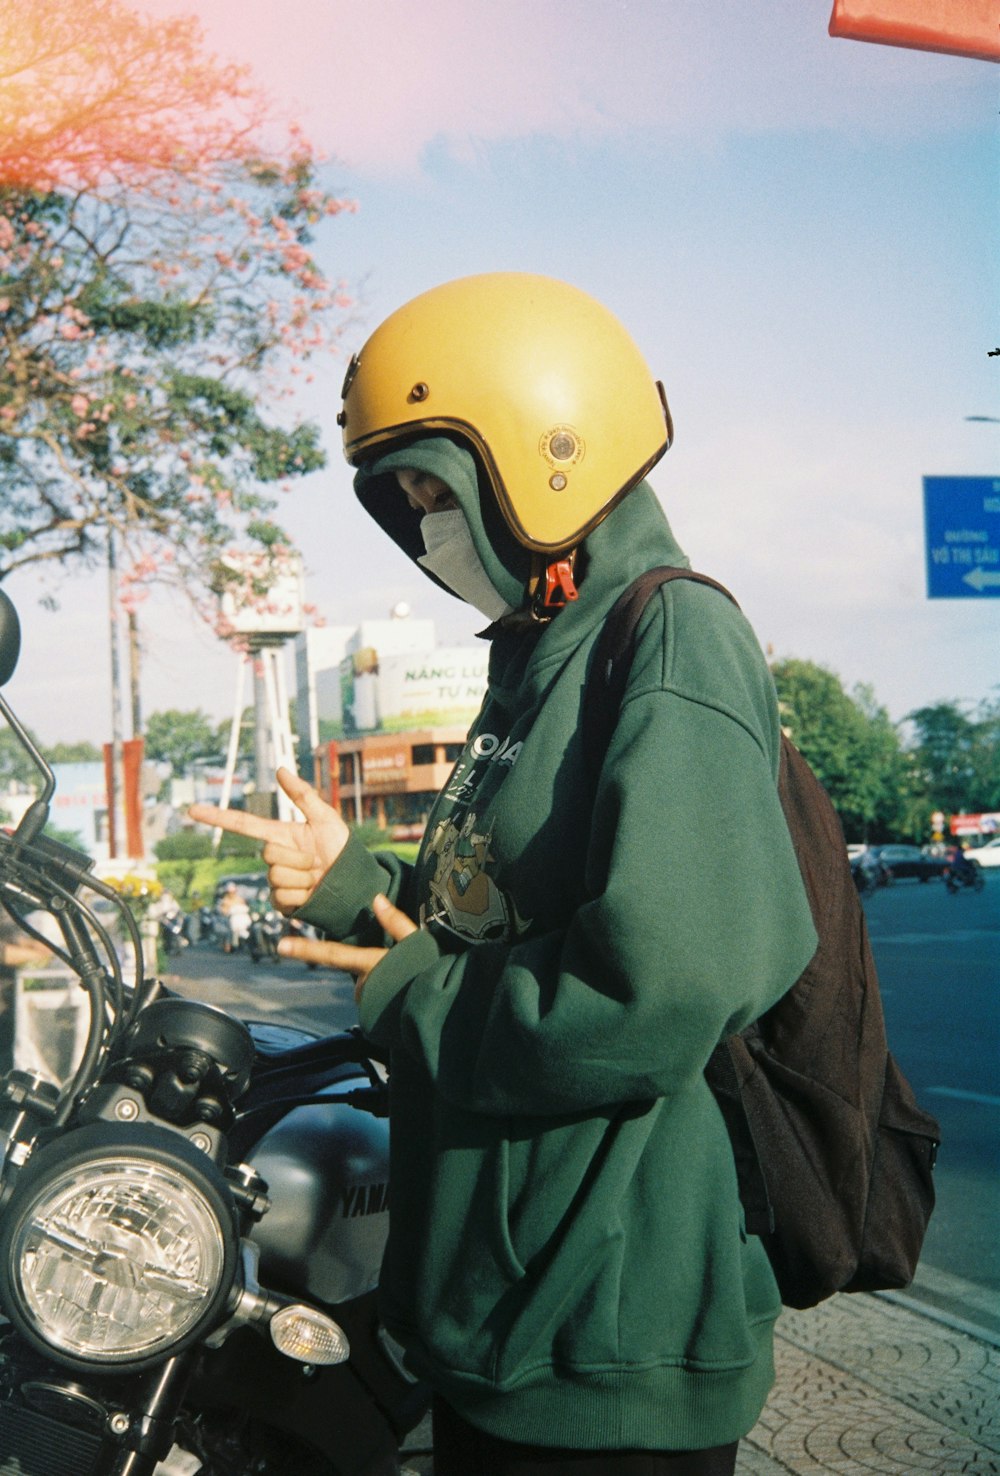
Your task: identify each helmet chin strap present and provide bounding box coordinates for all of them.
[527,551,580,622]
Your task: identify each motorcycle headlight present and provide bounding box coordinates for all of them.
[0,1122,239,1373]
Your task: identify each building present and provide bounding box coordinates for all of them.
[298,609,489,835]
[315,727,469,833]
[48,761,109,855]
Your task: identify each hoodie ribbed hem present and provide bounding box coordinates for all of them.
[394,1321,776,1451]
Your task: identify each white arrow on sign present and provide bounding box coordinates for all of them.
[963,567,1000,591]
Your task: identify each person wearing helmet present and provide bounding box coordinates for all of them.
[192,274,816,1474]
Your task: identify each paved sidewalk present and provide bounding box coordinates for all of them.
[400,1293,1000,1474]
[742,1294,999,1474]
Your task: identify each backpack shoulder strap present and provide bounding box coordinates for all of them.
[583,566,740,788]
[582,566,774,1234]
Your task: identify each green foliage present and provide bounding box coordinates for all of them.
[351,821,391,850]
[83,291,212,348]
[0,726,42,787]
[216,827,262,858]
[906,694,1000,817]
[351,822,420,864]
[0,135,351,613]
[155,855,263,909]
[771,662,1000,838]
[143,708,221,775]
[771,659,915,841]
[43,740,102,763]
[42,822,91,852]
[154,830,213,861]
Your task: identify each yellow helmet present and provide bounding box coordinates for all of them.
[339,273,673,555]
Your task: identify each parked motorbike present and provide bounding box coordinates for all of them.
[945,860,985,893]
[0,590,425,1476]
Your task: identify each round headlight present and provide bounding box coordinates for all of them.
[0,1123,239,1372]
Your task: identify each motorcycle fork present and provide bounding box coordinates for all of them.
[99,1355,193,1476]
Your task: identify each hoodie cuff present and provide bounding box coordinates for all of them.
[295,833,392,942]
[358,927,443,1049]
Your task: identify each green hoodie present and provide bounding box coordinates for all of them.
[301,456,817,1451]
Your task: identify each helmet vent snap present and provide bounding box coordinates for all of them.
[539,424,585,472]
[408,382,429,402]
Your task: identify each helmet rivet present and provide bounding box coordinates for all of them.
[549,473,568,491]
[409,382,429,402]
[549,432,576,461]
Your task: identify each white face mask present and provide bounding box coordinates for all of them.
[417,509,515,623]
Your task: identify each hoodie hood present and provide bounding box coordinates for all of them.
[353,436,530,612]
[353,435,689,662]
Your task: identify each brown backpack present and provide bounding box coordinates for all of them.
[584,566,941,1309]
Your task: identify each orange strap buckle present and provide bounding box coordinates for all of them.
[542,559,579,608]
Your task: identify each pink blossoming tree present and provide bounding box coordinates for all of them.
[0,0,354,623]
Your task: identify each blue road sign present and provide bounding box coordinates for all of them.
[924,476,1000,599]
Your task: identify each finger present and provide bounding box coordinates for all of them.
[278,936,381,976]
[262,839,315,869]
[277,936,345,968]
[187,803,274,843]
[268,864,321,891]
[272,889,315,915]
[277,766,336,825]
[372,893,418,943]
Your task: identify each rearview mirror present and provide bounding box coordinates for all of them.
[0,589,21,687]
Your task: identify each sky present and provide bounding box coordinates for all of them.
[4,0,998,747]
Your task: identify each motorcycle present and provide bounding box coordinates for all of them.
[158,907,189,956]
[0,590,426,1476]
[850,852,891,898]
[247,906,285,964]
[945,860,985,893]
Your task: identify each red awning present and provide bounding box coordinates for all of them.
[829,0,1000,62]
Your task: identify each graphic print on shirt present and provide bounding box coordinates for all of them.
[422,810,531,943]
[445,730,522,801]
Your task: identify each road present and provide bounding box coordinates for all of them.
[165,870,1000,1339]
[860,868,1000,1337]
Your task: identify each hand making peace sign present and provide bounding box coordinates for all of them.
[188,768,417,998]
[188,766,350,916]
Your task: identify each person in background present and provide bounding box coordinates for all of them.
[947,842,978,887]
[217,881,251,953]
[191,274,817,1476]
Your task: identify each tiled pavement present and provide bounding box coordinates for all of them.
[400,1293,1000,1474]
[740,1294,999,1474]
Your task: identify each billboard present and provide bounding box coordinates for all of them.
[340,645,488,736]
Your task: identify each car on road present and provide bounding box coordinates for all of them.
[867,844,951,883]
[967,837,1000,868]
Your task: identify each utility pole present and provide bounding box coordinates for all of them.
[107,530,125,859]
[128,609,142,739]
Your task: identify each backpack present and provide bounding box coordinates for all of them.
[583,566,941,1310]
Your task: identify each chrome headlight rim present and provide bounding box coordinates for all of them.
[0,1120,240,1375]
